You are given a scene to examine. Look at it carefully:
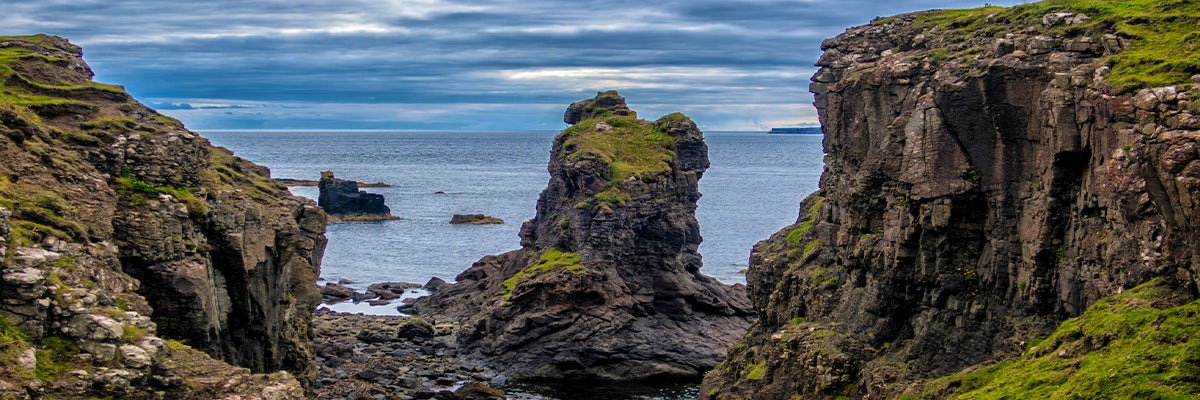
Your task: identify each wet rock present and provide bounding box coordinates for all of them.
[453,382,505,399]
[423,277,450,292]
[318,171,395,220]
[448,214,504,225]
[320,283,355,299]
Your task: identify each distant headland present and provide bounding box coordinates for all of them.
[767,127,822,134]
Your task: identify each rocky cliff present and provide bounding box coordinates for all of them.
[703,1,1200,398]
[413,91,754,382]
[0,35,325,399]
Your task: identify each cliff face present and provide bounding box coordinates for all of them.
[704,2,1200,399]
[414,91,754,381]
[0,35,324,398]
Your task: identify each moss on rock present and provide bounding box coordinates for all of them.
[905,279,1200,399]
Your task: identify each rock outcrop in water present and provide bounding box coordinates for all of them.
[0,35,324,399]
[703,2,1200,399]
[317,171,396,221]
[412,91,754,382]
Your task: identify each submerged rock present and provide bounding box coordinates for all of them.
[413,91,753,382]
[449,214,504,225]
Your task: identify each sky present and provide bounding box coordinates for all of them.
[4,0,1024,131]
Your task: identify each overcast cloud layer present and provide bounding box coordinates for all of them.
[5,0,1021,130]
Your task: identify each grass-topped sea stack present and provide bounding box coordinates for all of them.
[412,91,754,382]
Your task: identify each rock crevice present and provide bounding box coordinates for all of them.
[703,5,1200,399]
[0,35,323,399]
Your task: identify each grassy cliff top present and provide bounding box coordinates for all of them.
[906,279,1200,399]
[0,35,285,256]
[878,0,1200,91]
[556,114,680,205]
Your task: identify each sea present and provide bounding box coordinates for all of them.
[201,129,823,398]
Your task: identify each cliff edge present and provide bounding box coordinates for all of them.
[413,91,754,382]
[0,35,325,399]
[703,1,1200,398]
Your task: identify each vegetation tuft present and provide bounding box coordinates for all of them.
[558,115,677,206]
[500,248,584,303]
[880,0,1200,92]
[34,336,79,383]
[115,168,208,216]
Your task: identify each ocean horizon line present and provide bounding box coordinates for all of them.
[197,128,797,134]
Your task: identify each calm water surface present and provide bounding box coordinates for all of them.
[202,130,823,289]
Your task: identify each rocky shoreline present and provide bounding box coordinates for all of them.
[313,311,540,400]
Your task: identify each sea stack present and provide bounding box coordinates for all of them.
[317,171,395,221]
[703,4,1200,399]
[413,91,754,381]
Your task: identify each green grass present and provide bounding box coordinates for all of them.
[500,248,584,303]
[910,279,1200,399]
[744,361,768,380]
[34,336,79,383]
[558,115,677,205]
[803,240,823,258]
[786,197,825,246]
[883,0,1200,92]
[115,170,208,216]
[0,177,86,248]
[0,315,33,381]
[0,41,114,107]
[121,324,146,343]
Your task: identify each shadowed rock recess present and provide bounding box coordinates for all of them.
[703,1,1200,399]
[412,91,754,382]
[0,35,324,399]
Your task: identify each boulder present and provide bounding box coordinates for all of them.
[395,317,435,340]
[319,283,355,299]
[423,277,450,292]
[454,382,505,400]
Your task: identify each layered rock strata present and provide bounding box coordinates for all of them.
[413,91,754,381]
[704,3,1200,399]
[0,35,324,398]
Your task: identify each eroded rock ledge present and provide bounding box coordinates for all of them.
[411,91,754,382]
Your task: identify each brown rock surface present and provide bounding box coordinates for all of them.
[412,92,754,382]
[0,35,324,398]
[449,214,504,225]
[702,6,1200,400]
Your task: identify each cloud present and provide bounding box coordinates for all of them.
[3,0,1027,129]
